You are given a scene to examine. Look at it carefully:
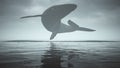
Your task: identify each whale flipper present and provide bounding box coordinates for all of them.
[50,32,57,40]
[20,15,42,19]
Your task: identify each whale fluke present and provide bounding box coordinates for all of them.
[68,20,96,31]
[79,27,96,31]
[68,20,80,30]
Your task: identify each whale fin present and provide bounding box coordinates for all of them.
[68,20,79,29]
[50,32,57,40]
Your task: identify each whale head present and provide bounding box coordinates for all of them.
[58,4,77,11]
[42,4,77,19]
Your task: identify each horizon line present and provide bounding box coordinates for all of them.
[1,40,120,42]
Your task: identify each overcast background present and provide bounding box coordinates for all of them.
[0,0,120,41]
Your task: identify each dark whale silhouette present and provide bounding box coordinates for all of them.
[21,4,95,40]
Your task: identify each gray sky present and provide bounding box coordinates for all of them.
[0,0,120,41]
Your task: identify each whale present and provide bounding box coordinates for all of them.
[21,4,95,40]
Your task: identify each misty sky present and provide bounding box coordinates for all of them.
[0,0,120,41]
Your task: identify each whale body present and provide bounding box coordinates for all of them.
[21,4,95,40]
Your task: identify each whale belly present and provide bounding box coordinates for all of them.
[58,23,75,33]
[41,17,61,32]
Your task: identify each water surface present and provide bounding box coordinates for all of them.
[0,42,120,68]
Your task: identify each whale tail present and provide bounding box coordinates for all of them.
[68,20,96,31]
[20,15,42,19]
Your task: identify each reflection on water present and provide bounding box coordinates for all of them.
[41,42,63,68]
[0,42,120,68]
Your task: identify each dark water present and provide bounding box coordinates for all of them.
[0,42,120,68]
